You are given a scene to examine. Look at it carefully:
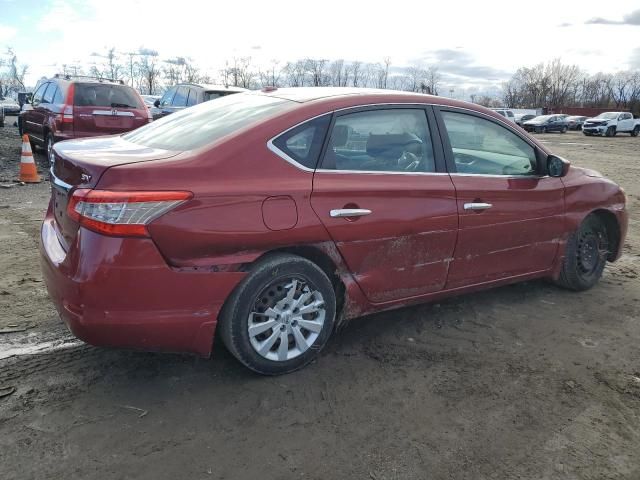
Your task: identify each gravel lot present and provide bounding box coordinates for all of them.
[1,117,639,480]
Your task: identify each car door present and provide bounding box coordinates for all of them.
[435,107,565,289]
[619,113,632,132]
[157,86,177,118]
[23,82,50,142]
[310,106,458,303]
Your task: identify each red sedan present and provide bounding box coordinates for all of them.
[41,88,628,375]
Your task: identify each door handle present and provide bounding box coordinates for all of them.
[330,208,372,218]
[464,202,493,211]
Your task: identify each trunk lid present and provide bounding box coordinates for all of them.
[50,135,180,249]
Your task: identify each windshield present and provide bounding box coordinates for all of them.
[123,93,293,151]
[530,115,550,122]
[596,113,618,120]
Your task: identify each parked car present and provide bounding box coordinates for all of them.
[566,116,587,130]
[491,108,516,123]
[522,115,568,133]
[152,83,247,119]
[582,112,640,137]
[42,87,628,375]
[141,94,160,107]
[22,74,151,165]
[0,97,21,115]
[515,113,536,126]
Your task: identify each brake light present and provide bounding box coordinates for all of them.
[59,83,75,128]
[67,189,192,237]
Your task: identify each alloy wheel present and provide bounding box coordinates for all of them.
[248,277,326,362]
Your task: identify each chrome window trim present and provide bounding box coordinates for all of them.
[268,103,443,174]
[315,169,448,176]
[449,173,550,179]
[50,167,73,191]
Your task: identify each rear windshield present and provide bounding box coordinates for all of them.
[74,83,143,109]
[123,93,293,151]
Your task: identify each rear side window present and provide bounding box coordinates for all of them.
[320,109,435,173]
[272,115,331,169]
[74,84,142,109]
[123,93,293,151]
[186,88,199,106]
[160,87,176,107]
[52,85,64,104]
[204,91,234,101]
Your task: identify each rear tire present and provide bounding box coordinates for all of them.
[555,215,609,291]
[631,126,639,137]
[561,126,567,133]
[218,253,337,375]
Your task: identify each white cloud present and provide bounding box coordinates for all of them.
[0,24,17,42]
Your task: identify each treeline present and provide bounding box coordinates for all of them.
[503,58,640,112]
[3,47,640,114]
[67,48,443,96]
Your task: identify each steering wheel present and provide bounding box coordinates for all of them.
[398,151,421,172]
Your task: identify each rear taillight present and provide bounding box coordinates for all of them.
[61,105,74,123]
[67,189,192,237]
[58,83,75,129]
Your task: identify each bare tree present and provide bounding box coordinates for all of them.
[137,49,161,94]
[0,48,28,96]
[259,60,282,87]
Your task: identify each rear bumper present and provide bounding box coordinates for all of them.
[39,213,246,357]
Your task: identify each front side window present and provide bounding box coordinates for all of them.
[441,111,537,176]
[272,115,331,169]
[160,87,176,107]
[32,82,48,105]
[320,109,435,173]
[42,84,56,104]
[172,86,188,107]
[52,85,64,104]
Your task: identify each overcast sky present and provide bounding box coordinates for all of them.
[1,0,639,92]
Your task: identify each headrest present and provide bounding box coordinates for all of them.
[331,125,349,147]
[366,133,422,158]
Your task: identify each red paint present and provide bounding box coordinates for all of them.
[40,88,628,357]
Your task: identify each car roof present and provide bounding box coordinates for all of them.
[175,83,248,93]
[260,87,437,103]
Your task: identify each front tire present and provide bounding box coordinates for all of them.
[556,215,609,291]
[218,253,337,375]
[605,126,615,137]
[561,126,567,133]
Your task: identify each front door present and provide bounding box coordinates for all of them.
[311,106,458,303]
[435,108,565,289]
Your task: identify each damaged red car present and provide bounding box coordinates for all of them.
[40,88,628,375]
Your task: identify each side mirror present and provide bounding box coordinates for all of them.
[548,155,570,177]
[153,99,160,108]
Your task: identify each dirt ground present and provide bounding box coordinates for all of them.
[0,117,639,480]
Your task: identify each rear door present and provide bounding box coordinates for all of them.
[619,113,633,132]
[73,83,147,137]
[310,106,458,303]
[435,107,565,288]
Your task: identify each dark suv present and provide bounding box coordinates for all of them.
[22,75,150,164]
[152,83,247,119]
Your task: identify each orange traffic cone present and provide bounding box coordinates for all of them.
[19,134,41,183]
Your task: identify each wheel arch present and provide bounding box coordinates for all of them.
[590,209,621,261]
[263,245,347,324]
